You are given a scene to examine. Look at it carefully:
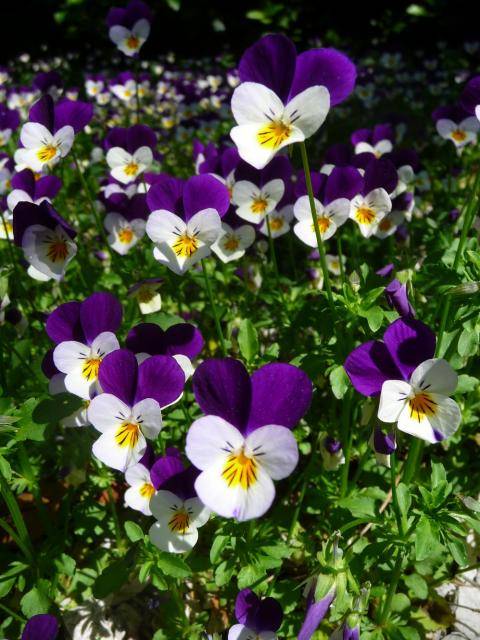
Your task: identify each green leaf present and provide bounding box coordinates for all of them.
[391,592,410,612]
[124,520,144,543]
[329,365,349,399]
[155,552,190,578]
[20,580,51,617]
[458,327,479,357]
[415,516,440,561]
[210,535,228,564]
[54,553,76,577]
[364,306,384,332]
[93,561,129,599]
[431,462,447,488]
[396,483,411,519]
[238,319,259,362]
[404,573,428,599]
[215,560,235,587]
[446,537,469,566]
[237,563,265,589]
[456,374,479,393]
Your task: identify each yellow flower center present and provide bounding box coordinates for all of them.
[257,120,292,148]
[124,162,139,177]
[355,206,376,225]
[37,144,58,163]
[139,483,155,498]
[137,287,155,303]
[115,422,140,448]
[126,35,140,50]
[313,216,331,234]
[168,508,190,534]
[46,238,69,263]
[223,235,240,251]
[124,90,132,98]
[378,218,392,232]
[251,196,269,214]
[221,451,258,489]
[408,392,437,422]
[451,129,467,142]
[172,233,199,258]
[269,217,283,231]
[118,227,134,243]
[81,358,101,381]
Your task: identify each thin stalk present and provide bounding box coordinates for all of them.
[11,344,42,383]
[201,259,227,356]
[265,213,282,292]
[340,391,353,497]
[389,451,404,536]
[107,485,122,548]
[402,438,423,485]
[299,141,335,311]
[336,236,346,285]
[378,549,405,624]
[0,476,35,563]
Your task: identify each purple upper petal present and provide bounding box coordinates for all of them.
[127,124,157,153]
[298,592,335,640]
[246,363,312,434]
[193,358,251,432]
[385,279,415,318]
[135,355,185,407]
[107,0,152,28]
[238,34,297,103]
[46,301,83,344]
[80,292,122,346]
[351,128,370,145]
[363,158,398,195]
[35,175,63,200]
[325,166,363,203]
[147,175,184,215]
[182,174,230,220]
[383,318,436,382]
[460,75,480,115]
[159,466,199,500]
[344,341,402,397]
[22,614,58,640]
[54,99,93,134]
[99,349,138,407]
[29,95,55,132]
[372,123,394,144]
[150,452,184,489]
[11,168,35,196]
[163,323,204,359]
[13,201,75,246]
[373,427,396,454]
[235,589,283,633]
[290,48,357,105]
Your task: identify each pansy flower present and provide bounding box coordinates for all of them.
[369,427,396,468]
[124,448,157,515]
[110,71,138,103]
[211,220,256,263]
[107,0,152,57]
[260,204,294,239]
[14,95,93,172]
[320,436,345,471]
[186,358,312,521]
[103,191,149,255]
[293,196,349,246]
[88,349,184,471]
[228,589,283,640]
[230,34,356,169]
[22,614,58,640]
[351,124,394,158]
[47,292,122,400]
[460,75,480,122]
[127,277,163,314]
[344,318,461,443]
[384,278,414,318]
[126,320,204,380]
[105,125,156,185]
[146,174,230,275]
[7,168,62,212]
[85,73,106,98]
[433,105,479,149]
[149,450,210,553]
[13,200,77,282]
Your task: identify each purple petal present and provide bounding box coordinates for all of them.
[256,597,283,633]
[22,614,58,640]
[126,124,157,153]
[46,301,82,343]
[13,201,75,246]
[298,592,335,640]
[246,363,312,434]
[99,349,138,407]
[192,358,251,432]
[54,99,93,134]
[126,323,167,355]
[80,293,122,346]
[235,589,260,626]
[384,279,415,318]
[164,323,204,359]
[29,95,55,132]
[150,452,185,490]
[11,168,35,195]
[146,175,184,215]
[363,158,398,195]
[351,128,370,145]
[376,263,394,278]
[159,466,199,500]
[221,147,241,178]
[183,174,230,220]
[373,427,396,454]
[41,349,58,379]
[383,318,436,382]
[460,75,480,115]
[372,123,394,144]
[324,143,352,166]
[344,341,402,397]
[35,175,63,201]
[135,355,185,407]
[325,166,363,203]
[290,48,356,105]
[238,34,297,103]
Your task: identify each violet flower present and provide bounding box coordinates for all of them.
[228,588,283,639]
[7,168,62,212]
[22,614,58,640]
[384,278,415,317]
[107,0,152,57]
[460,75,480,122]
[105,124,156,185]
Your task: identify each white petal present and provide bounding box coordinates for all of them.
[365,188,392,213]
[173,354,194,380]
[124,485,152,516]
[186,415,244,470]
[92,428,146,471]
[355,142,375,155]
[7,189,32,211]
[397,395,461,444]
[91,331,120,359]
[231,82,284,125]
[106,147,132,170]
[228,625,257,640]
[125,462,151,486]
[378,380,411,423]
[132,18,150,39]
[285,85,330,138]
[436,119,455,139]
[294,195,322,221]
[53,126,74,156]
[293,220,317,248]
[53,340,90,375]
[146,210,184,244]
[232,180,260,207]
[325,198,350,227]
[245,425,299,480]
[88,393,132,433]
[374,139,393,156]
[186,208,222,245]
[131,398,163,438]
[133,146,153,167]
[184,497,210,528]
[20,122,53,149]
[231,123,299,171]
[148,520,198,553]
[109,25,130,45]
[409,358,458,396]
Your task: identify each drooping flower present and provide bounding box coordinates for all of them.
[107,0,152,57]
[228,589,283,640]
[230,34,356,169]
[145,174,230,275]
[22,614,58,640]
[7,168,62,212]
[88,349,184,471]
[186,358,312,521]
[344,318,461,443]
[14,95,93,172]
[126,320,204,380]
[47,293,122,399]
[384,278,415,317]
[13,200,77,281]
[320,436,345,471]
[105,125,156,184]
[149,450,210,553]
[369,427,396,468]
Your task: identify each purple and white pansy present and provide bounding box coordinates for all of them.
[230,34,356,169]
[186,358,312,521]
[107,0,152,57]
[105,125,156,184]
[228,589,283,640]
[345,318,461,443]
[7,168,62,212]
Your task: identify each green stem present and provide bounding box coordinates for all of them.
[201,259,227,356]
[390,451,404,536]
[340,391,353,497]
[265,213,282,291]
[402,438,423,485]
[378,549,405,624]
[0,476,35,563]
[299,141,335,312]
[107,485,122,548]
[336,235,346,285]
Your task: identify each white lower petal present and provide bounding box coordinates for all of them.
[245,425,299,480]
[378,380,411,423]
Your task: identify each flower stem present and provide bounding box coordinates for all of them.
[340,390,353,497]
[378,549,405,624]
[299,141,335,312]
[265,213,284,301]
[402,438,423,484]
[390,451,404,536]
[201,258,227,356]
